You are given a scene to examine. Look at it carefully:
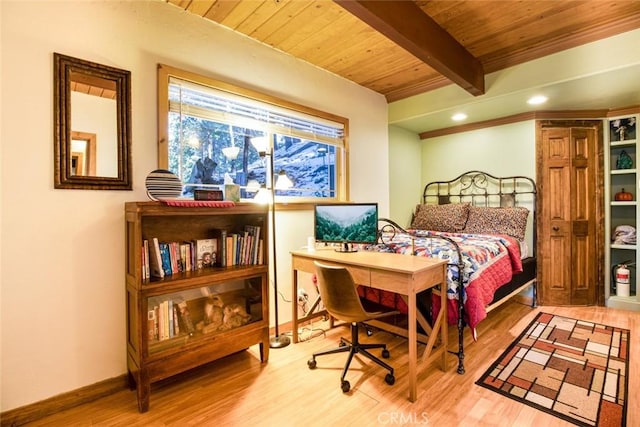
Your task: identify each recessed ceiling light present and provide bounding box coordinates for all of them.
[527,95,548,105]
[452,113,467,121]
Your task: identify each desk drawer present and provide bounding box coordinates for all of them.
[370,270,407,294]
[349,267,371,286]
[292,256,317,274]
[292,256,370,286]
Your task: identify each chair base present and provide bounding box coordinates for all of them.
[308,322,395,392]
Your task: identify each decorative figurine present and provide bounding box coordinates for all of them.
[616,150,633,169]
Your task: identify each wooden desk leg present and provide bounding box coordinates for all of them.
[292,268,299,343]
[408,291,417,402]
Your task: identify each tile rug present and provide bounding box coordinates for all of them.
[476,312,630,426]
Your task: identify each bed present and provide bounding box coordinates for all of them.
[362,170,537,374]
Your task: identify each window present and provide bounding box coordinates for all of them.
[158,65,349,202]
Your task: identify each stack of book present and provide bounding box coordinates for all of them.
[141,225,264,280]
[141,237,219,279]
[148,300,195,342]
[224,225,264,267]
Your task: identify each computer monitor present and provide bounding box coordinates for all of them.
[313,203,378,252]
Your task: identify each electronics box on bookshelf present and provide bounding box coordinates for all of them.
[124,201,270,412]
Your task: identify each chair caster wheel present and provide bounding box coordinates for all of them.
[385,373,395,385]
[341,380,350,393]
[339,340,347,347]
[366,329,373,336]
[307,359,317,369]
[381,349,390,358]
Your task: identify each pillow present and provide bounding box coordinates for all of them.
[411,203,470,232]
[464,206,529,240]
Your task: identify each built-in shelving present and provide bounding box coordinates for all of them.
[604,111,639,311]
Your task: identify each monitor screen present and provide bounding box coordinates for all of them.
[314,203,378,248]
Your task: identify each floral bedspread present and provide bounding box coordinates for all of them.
[362,230,522,334]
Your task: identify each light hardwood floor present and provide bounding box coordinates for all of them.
[21,301,638,426]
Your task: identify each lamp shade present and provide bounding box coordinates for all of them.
[275,170,293,190]
[246,179,261,192]
[222,146,240,160]
[250,136,269,153]
[254,187,271,204]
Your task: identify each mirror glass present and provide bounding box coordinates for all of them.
[54,53,131,189]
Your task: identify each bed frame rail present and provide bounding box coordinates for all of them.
[378,217,467,373]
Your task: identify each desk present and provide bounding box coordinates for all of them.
[291,249,448,402]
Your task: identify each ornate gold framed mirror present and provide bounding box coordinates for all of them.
[53,53,132,190]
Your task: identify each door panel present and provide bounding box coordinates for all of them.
[571,128,597,305]
[549,167,570,219]
[537,123,600,306]
[540,128,572,305]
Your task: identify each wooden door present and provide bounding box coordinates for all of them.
[537,121,603,306]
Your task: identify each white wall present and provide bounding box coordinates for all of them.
[0,0,4,412]
[0,1,388,411]
[387,121,537,234]
[419,121,538,247]
[420,121,537,184]
[388,125,422,227]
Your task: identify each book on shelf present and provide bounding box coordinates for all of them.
[233,234,241,265]
[157,302,165,340]
[168,300,174,338]
[179,242,191,272]
[189,241,196,270]
[226,235,234,266]
[196,238,217,269]
[141,243,147,280]
[239,234,247,265]
[149,237,165,278]
[169,243,180,274]
[211,229,227,267]
[244,225,261,265]
[143,239,150,279]
[159,243,172,276]
[147,308,156,340]
[178,243,186,272]
[163,300,170,340]
[258,238,264,265]
[235,235,243,265]
[173,304,180,335]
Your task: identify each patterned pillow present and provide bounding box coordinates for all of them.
[464,206,529,240]
[411,203,470,232]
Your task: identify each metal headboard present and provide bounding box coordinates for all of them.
[423,170,536,206]
[422,170,537,249]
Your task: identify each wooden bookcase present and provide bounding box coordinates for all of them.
[125,202,270,412]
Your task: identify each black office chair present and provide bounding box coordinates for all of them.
[307,261,396,393]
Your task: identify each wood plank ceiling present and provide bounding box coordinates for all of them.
[166,0,640,103]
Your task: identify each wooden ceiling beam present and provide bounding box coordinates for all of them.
[334,0,485,96]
